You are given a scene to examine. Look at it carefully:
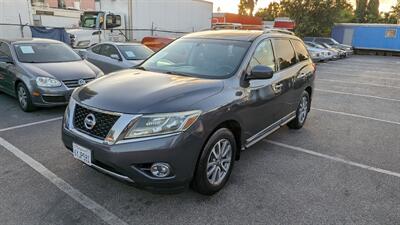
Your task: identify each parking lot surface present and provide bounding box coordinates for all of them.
[1,55,400,225]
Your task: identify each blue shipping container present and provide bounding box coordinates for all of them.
[332,23,400,52]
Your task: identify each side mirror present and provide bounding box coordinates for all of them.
[0,56,13,64]
[106,15,122,29]
[110,54,121,61]
[246,65,274,80]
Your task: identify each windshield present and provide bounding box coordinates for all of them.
[140,38,251,79]
[117,45,154,60]
[81,13,102,28]
[14,43,82,63]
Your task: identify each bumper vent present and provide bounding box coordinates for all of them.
[73,104,120,139]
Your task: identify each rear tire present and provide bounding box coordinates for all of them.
[16,82,35,112]
[288,91,310,129]
[192,128,236,195]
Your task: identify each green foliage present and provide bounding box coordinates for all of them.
[366,0,380,22]
[255,2,287,21]
[238,0,258,16]
[280,0,352,37]
[355,0,368,22]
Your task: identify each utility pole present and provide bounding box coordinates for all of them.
[128,0,133,41]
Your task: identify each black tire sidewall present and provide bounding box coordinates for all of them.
[193,128,236,195]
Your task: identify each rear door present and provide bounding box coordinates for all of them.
[87,44,123,74]
[290,39,315,103]
[270,38,299,119]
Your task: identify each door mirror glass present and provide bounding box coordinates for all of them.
[247,65,274,80]
[106,15,122,29]
[110,54,121,61]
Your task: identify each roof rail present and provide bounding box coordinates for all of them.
[263,29,295,35]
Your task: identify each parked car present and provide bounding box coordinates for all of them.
[305,44,331,62]
[305,41,340,59]
[81,42,154,74]
[304,37,353,55]
[319,42,347,58]
[62,30,315,195]
[0,38,103,112]
[141,36,175,52]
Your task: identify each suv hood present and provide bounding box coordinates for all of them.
[20,60,98,80]
[73,70,224,114]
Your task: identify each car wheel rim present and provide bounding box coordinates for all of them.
[298,96,308,124]
[206,139,232,186]
[18,86,27,109]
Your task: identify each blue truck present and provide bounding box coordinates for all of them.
[332,23,400,52]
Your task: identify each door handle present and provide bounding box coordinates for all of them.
[272,83,283,93]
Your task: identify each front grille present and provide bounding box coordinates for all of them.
[73,104,120,139]
[63,78,95,88]
[42,95,67,103]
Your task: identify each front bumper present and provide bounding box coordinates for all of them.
[62,119,204,191]
[31,86,73,107]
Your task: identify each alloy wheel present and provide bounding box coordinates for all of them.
[298,96,308,124]
[206,139,232,186]
[18,86,28,109]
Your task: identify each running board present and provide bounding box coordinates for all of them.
[243,112,296,149]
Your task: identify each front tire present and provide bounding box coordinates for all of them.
[16,82,35,112]
[192,128,236,195]
[288,91,310,129]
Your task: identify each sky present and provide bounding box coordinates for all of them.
[210,0,398,14]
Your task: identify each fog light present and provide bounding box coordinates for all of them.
[150,163,171,178]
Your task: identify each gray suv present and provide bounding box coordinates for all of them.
[62,30,315,195]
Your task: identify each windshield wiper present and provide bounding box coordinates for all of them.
[164,71,191,77]
[135,66,146,71]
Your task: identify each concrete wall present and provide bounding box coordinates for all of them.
[0,0,32,39]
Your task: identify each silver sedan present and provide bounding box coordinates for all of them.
[81,42,154,74]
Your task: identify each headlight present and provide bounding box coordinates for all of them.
[310,52,317,57]
[36,77,62,87]
[125,110,201,139]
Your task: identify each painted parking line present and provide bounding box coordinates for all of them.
[317,68,400,76]
[318,71,400,81]
[312,107,400,126]
[315,88,400,103]
[265,140,400,179]
[317,79,400,90]
[0,137,129,225]
[0,117,62,132]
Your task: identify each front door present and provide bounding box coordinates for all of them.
[239,39,283,143]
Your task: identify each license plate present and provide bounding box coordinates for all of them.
[73,143,92,166]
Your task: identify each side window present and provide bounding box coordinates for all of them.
[91,45,102,54]
[99,44,119,58]
[291,40,309,62]
[0,42,12,58]
[247,39,275,73]
[272,39,297,70]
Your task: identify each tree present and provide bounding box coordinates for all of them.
[280,0,354,37]
[391,1,400,23]
[335,0,355,23]
[238,0,258,16]
[355,0,368,22]
[366,0,380,22]
[255,2,286,21]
